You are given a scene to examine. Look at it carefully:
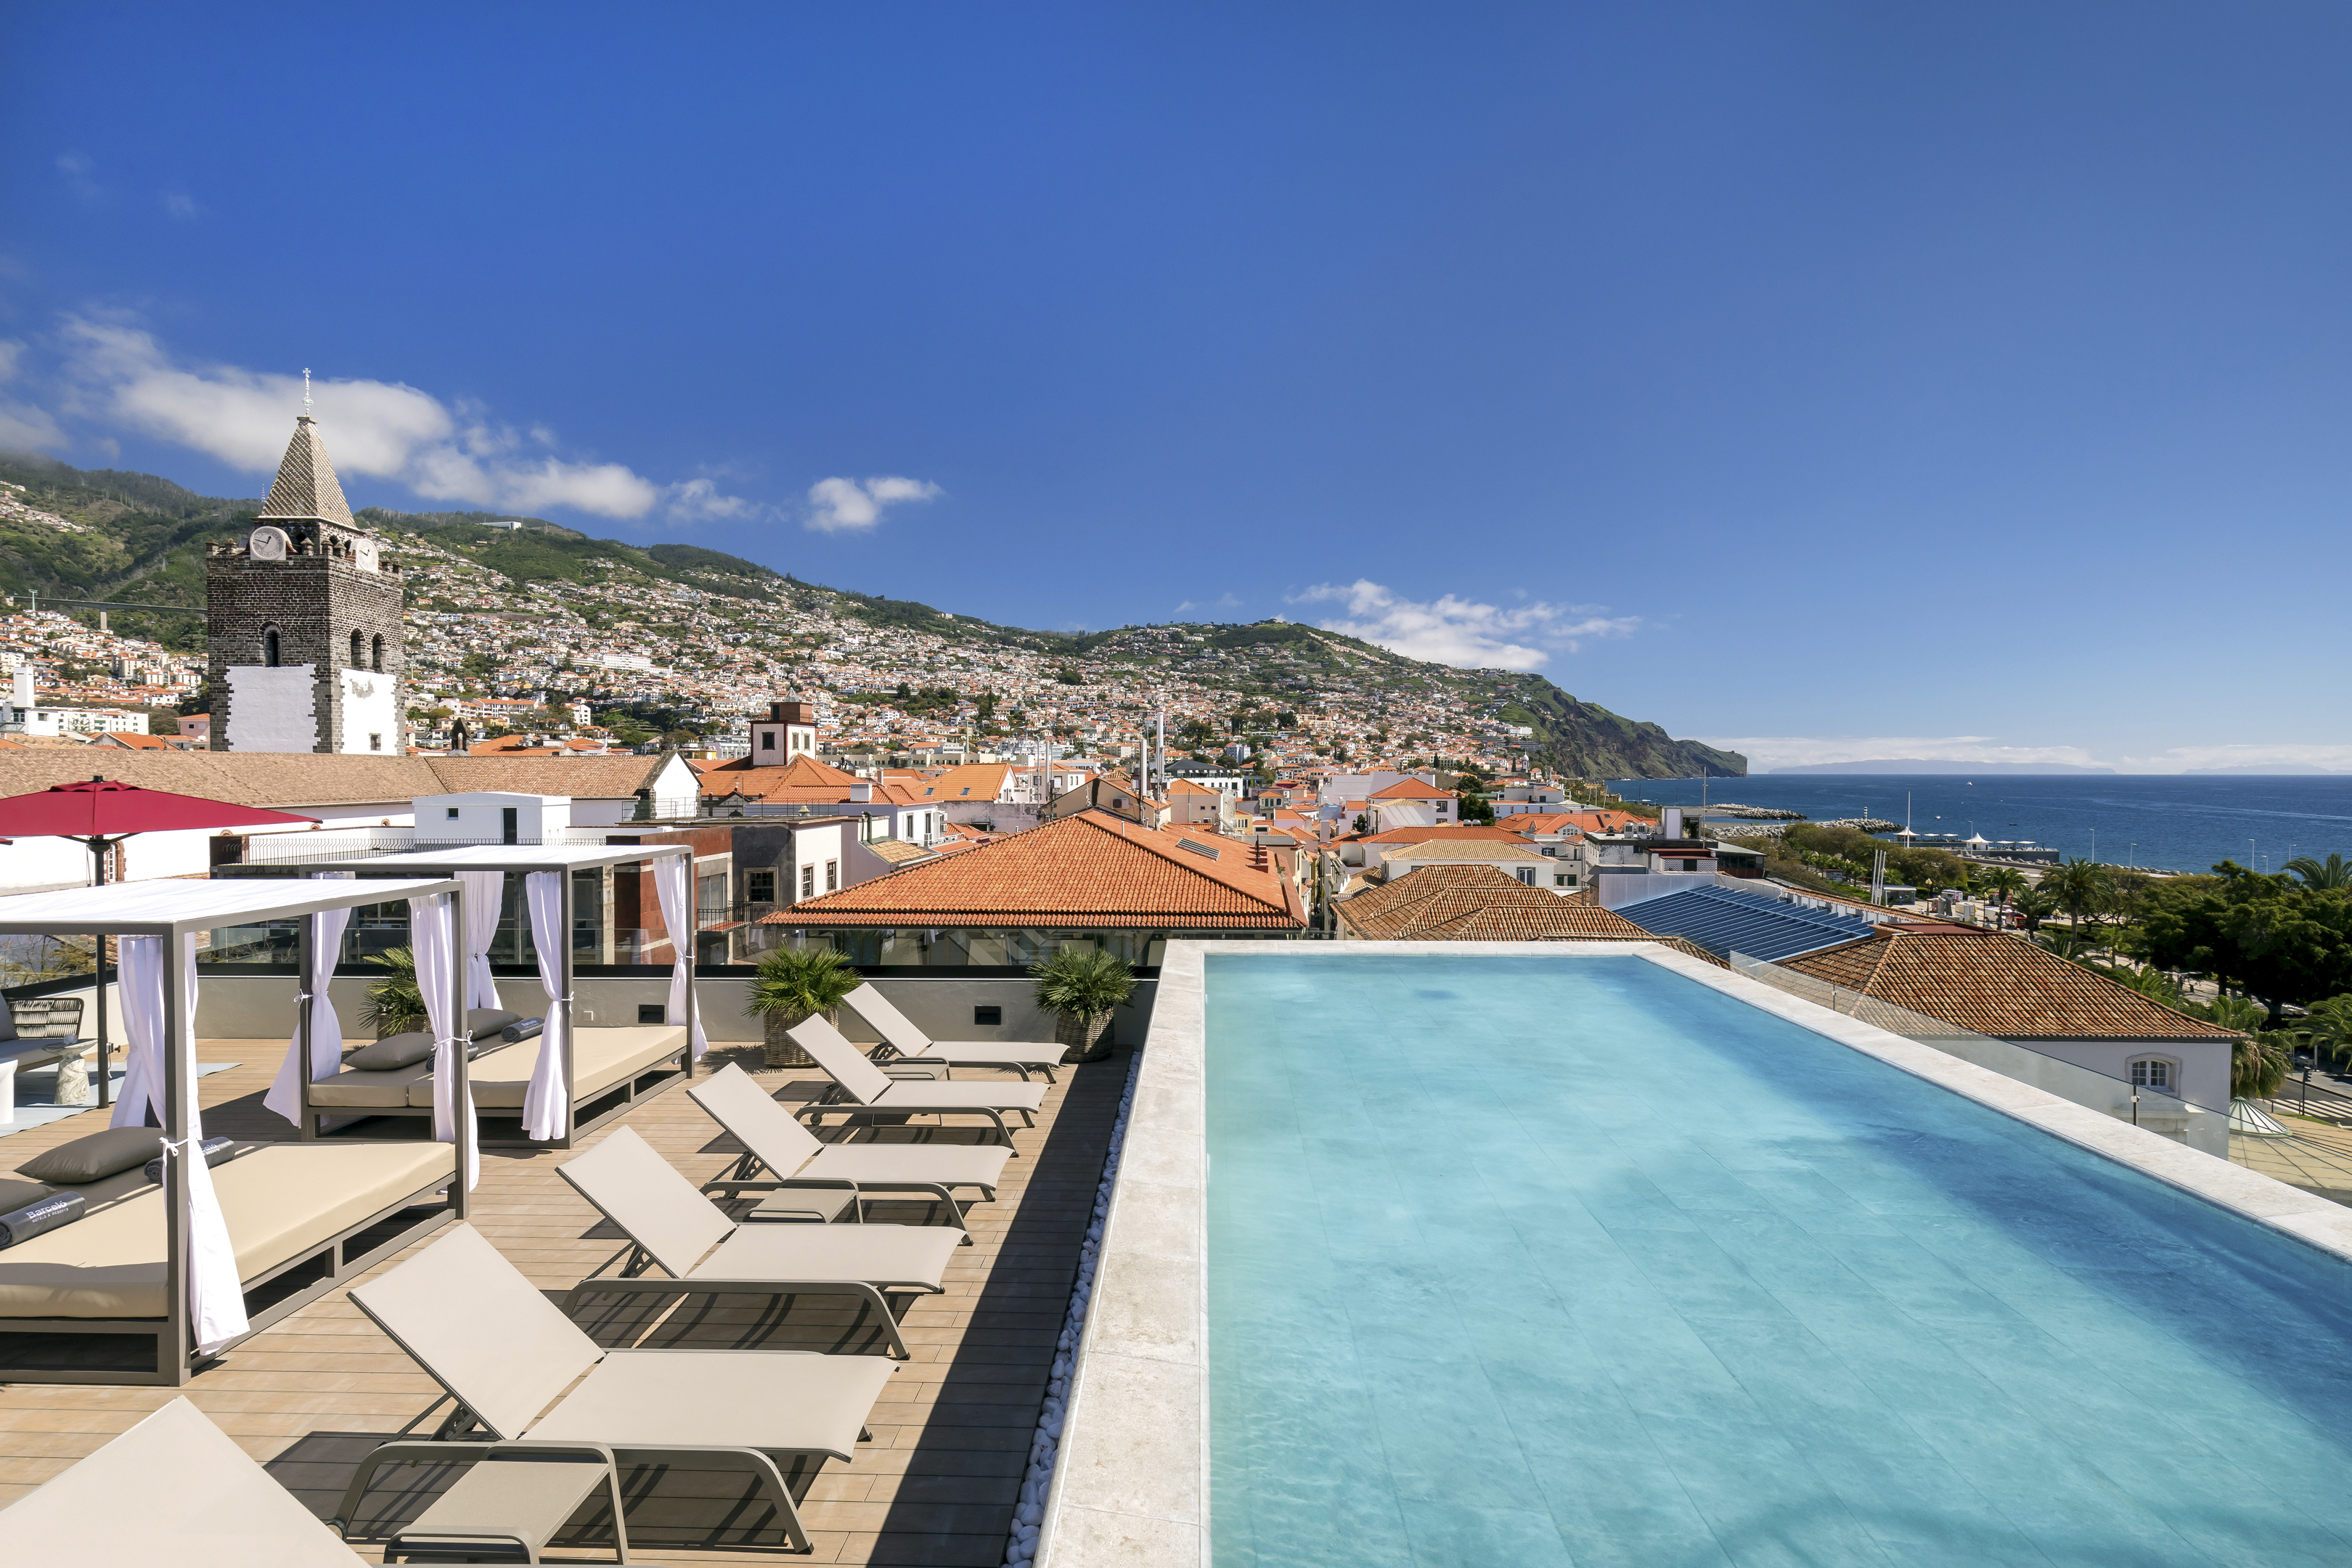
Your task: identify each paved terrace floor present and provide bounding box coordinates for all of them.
[0,1040,1127,1565]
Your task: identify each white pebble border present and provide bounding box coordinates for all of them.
[1003,1050,1143,1568]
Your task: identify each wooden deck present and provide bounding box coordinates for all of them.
[0,1040,1127,1564]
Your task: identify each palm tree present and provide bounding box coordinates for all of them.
[1977,866,2027,917]
[746,944,863,1067]
[2041,858,2112,949]
[2285,853,2352,891]
[2009,885,2059,934]
[2203,993,2298,1100]
[1031,948,1136,1063]
[362,947,426,1038]
[2303,995,2352,1071]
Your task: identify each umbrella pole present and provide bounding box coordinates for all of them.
[89,836,111,1111]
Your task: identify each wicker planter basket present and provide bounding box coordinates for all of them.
[764,1008,820,1069]
[1055,1010,1114,1064]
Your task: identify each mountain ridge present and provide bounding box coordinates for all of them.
[0,449,1743,779]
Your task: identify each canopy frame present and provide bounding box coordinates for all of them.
[277,844,701,1150]
[0,875,467,1386]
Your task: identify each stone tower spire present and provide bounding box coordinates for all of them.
[257,409,357,527]
[205,400,404,755]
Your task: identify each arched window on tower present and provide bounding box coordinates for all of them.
[350,630,364,669]
[263,626,281,667]
[371,634,385,672]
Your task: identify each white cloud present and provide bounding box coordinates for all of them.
[46,317,747,521]
[805,475,942,533]
[1697,735,2352,775]
[1289,579,1639,670]
[55,152,101,205]
[160,191,200,221]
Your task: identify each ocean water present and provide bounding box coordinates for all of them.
[1207,952,2352,1567]
[1612,775,2352,875]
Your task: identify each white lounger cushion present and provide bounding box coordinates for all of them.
[0,1142,455,1320]
[0,1396,354,1566]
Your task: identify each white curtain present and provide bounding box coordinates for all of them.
[264,872,354,1127]
[458,870,504,1014]
[520,871,571,1141]
[411,891,478,1189]
[118,934,248,1355]
[653,854,709,1060]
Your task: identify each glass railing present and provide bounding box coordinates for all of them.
[1728,952,2231,1157]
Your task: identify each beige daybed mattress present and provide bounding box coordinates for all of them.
[0,1141,456,1320]
[425,1024,686,1108]
[307,1026,687,1111]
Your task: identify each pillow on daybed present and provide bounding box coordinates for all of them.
[16,1126,169,1185]
[346,1032,436,1071]
[0,1176,54,1212]
[466,1008,521,1041]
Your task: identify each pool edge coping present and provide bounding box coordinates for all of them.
[1034,938,2352,1568]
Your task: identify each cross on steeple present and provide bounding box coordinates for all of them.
[302,367,313,421]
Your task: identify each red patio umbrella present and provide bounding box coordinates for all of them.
[0,776,317,1108]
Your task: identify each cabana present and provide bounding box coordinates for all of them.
[0,873,467,1387]
[283,843,706,1148]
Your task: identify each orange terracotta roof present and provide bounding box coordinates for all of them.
[1351,825,1528,845]
[902,764,1013,802]
[764,809,1305,930]
[1368,777,1456,800]
[1778,927,2239,1040]
[94,731,179,749]
[701,752,861,788]
[1336,865,1720,963]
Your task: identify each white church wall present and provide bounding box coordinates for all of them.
[225,664,320,751]
[338,669,399,754]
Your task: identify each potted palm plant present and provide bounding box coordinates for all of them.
[1031,949,1135,1064]
[362,947,427,1038]
[746,944,862,1067]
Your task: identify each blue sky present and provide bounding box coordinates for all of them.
[3,4,2348,772]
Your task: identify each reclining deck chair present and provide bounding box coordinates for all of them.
[556,1126,961,1357]
[788,1016,1046,1147]
[0,1396,360,1567]
[690,1061,1012,1238]
[845,981,1063,1082]
[347,1222,894,1556]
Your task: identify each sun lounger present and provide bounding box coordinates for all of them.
[845,981,1063,1081]
[0,1396,359,1565]
[346,1222,894,1556]
[555,1126,960,1357]
[788,1016,1047,1148]
[689,1061,1010,1238]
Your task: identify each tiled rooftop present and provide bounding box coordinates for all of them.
[1779,924,2242,1040]
[776,809,1305,930]
[0,1042,1124,1564]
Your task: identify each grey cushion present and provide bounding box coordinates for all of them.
[466,1008,522,1041]
[16,1127,168,1185]
[0,1176,54,1211]
[348,1032,437,1071]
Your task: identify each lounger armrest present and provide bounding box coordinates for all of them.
[882,1062,948,1079]
[702,1175,859,1193]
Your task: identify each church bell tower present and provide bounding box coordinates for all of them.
[205,393,405,753]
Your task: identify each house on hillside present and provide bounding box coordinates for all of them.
[765,808,1307,967]
[1365,775,1458,830]
[1041,770,1162,828]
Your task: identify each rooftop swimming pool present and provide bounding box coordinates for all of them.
[1206,952,2352,1567]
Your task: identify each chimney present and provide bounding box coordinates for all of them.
[851,781,872,802]
[12,666,30,711]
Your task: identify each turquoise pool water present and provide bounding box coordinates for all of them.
[1206,954,2352,1567]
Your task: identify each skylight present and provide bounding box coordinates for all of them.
[1177,838,1221,859]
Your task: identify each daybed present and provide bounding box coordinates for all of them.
[301,1024,690,1142]
[0,1140,457,1382]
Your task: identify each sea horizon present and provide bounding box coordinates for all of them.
[1611,774,2352,876]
